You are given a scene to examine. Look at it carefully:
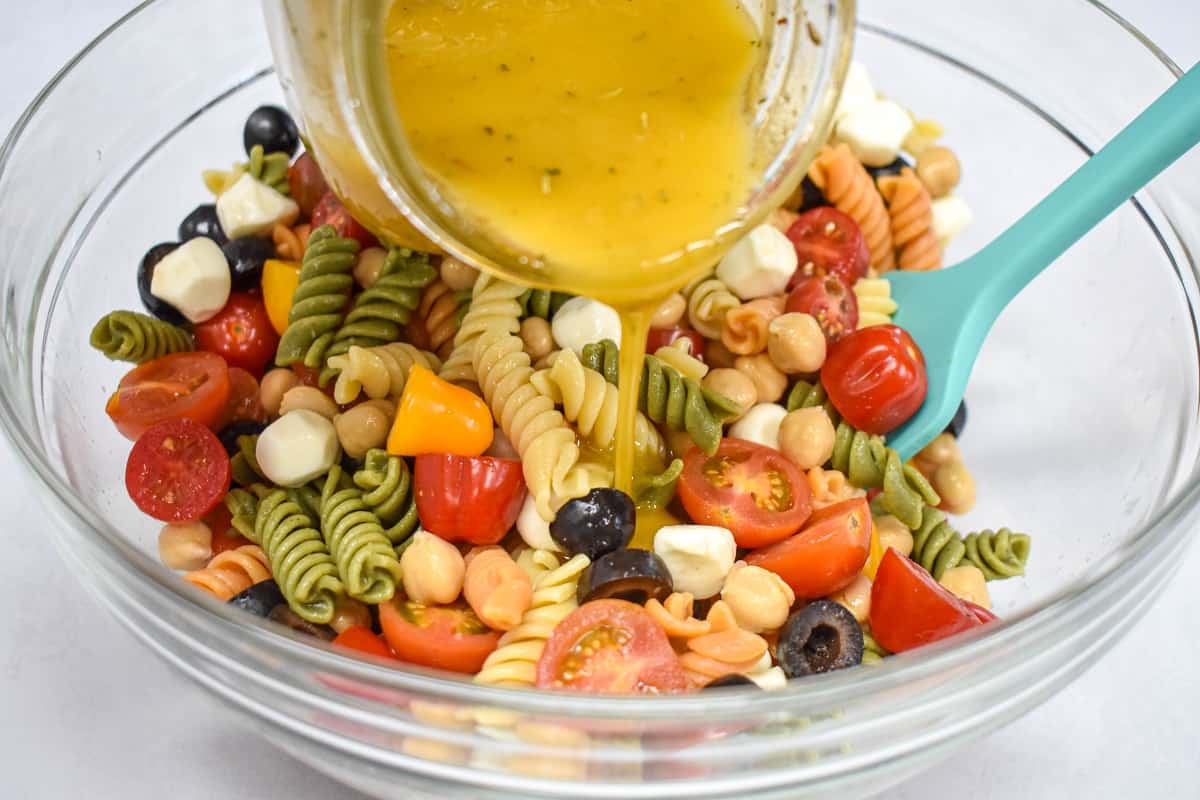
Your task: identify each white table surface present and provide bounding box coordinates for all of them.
[1,2,1197,798]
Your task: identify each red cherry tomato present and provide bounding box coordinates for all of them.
[311,191,378,249]
[785,207,870,288]
[677,438,812,549]
[536,599,689,694]
[964,601,999,625]
[204,504,250,555]
[333,626,397,661]
[193,293,280,376]
[125,418,231,522]
[414,454,526,545]
[646,327,705,362]
[744,497,872,598]
[214,367,267,431]
[378,599,500,674]
[287,152,330,219]
[105,352,231,441]
[869,549,991,653]
[785,274,859,342]
[821,324,927,435]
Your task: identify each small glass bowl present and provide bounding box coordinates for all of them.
[0,1,1196,798]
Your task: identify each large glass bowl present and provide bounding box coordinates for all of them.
[1,1,1196,798]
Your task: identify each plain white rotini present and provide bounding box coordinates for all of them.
[326,342,442,404]
[651,339,709,382]
[853,277,898,329]
[440,274,525,385]
[475,553,590,687]
[684,276,741,339]
[474,330,608,520]
[530,349,666,457]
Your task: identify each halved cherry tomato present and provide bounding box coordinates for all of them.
[821,324,927,435]
[414,454,526,545]
[214,367,267,430]
[333,626,397,661]
[125,418,231,522]
[785,207,870,288]
[378,599,500,673]
[785,274,858,342]
[677,438,811,548]
[193,292,280,375]
[311,191,378,249]
[869,548,991,653]
[262,258,300,336]
[536,599,688,694]
[388,365,494,457]
[646,327,705,362]
[204,505,249,555]
[745,497,872,598]
[287,152,330,219]
[106,352,231,440]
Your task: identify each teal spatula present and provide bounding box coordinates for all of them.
[885,62,1200,461]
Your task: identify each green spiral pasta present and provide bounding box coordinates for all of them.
[785,379,839,421]
[579,339,741,455]
[318,465,403,604]
[230,435,269,487]
[911,508,1031,581]
[89,311,192,364]
[275,225,359,369]
[633,458,683,510]
[319,248,437,384]
[203,144,291,196]
[861,630,889,665]
[226,486,344,624]
[829,422,940,529]
[964,528,1031,580]
[519,289,572,320]
[353,449,420,552]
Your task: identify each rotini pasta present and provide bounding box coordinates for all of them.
[318,465,404,603]
[632,458,683,510]
[853,277,898,328]
[275,225,359,369]
[272,222,311,261]
[877,167,942,272]
[353,449,421,552]
[807,143,895,272]
[519,289,572,320]
[861,630,889,665]
[325,341,442,405]
[652,339,709,382]
[89,311,192,364]
[440,274,526,385]
[720,297,783,356]
[410,278,472,359]
[806,466,867,509]
[684,276,742,339]
[183,545,272,601]
[645,594,768,685]
[475,553,590,687]
[911,507,1030,581]
[785,378,838,420]
[829,422,940,530]
[204,144,291,196]
[230,435,269,487]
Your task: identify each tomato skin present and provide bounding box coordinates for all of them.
[964,601,998,625]
[333,626,397,661]
[536,599,689,694]
[378,599,500,674]
[414,454,526,545]
[287,152,330,219]
[106,352,231,440]
[745,497,872,598]
[125,418,231,522]
[869,549,989,653]
[677,439,812,549]
[821,325,927,435]
[785,207,870,288]
[214,367,267,430]
[193,293,280,376]
[646,327,705,361]
[785,274,859,342]
[311,191,377,249]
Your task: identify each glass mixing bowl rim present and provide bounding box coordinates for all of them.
[0,0,1194,720]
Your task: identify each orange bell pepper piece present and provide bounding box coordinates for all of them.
[262,259,300,336]
[387,365,494,457]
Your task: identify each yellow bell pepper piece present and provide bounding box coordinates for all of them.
[861,523,884,580]
[262,259,300,335]
[388,365,494,457]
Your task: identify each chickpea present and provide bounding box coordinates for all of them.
[334,403,393,459]
[919,432,961,467]
[260,368,300,417]
[733,354,787,404]
[915,145,961,199]
[778,407,836,469]
[767,313,827,374]
[401,530,466,605]
[701,368,757,422]
[650,293,687,329]
[519,317,555,361]
[720,562,795,633]
[157,521,212,571]
[875,515,914,558]
[829,575,871,624]
[329,597,372,634]
[279,385,339,420]
[934,460,976,515]
[704,338,739,369]
[439,255,479,292]
[939,565,990,610]
[353,247,388,288]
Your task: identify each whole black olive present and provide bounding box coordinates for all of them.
[945,399,968,438]
[796,175,827,212]
[228,580,285,618]
[217,421,268,456]
[578,549,673,605]
[550,488,635,559]
[179,203,227,247]
[222,236,276,291]
[268,603,336,641]
[702,674,760,690]
[243,105,300,158]
[136,242,187,325]
[865,155,912,182]
[777,600,863,679]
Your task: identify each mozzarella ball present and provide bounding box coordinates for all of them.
[216,172,300,239]
[932,195,973,246]
[716,224,798,300]
[833,62,876,122]
[255,409,341,487]
[834,99,915,167]
[653,524,737,599]
[728,403,788,450]
[551,296,621,356]
[149,237,231,323]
